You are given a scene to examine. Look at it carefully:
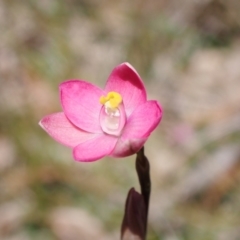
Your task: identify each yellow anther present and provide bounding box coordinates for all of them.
[99,91,122,108]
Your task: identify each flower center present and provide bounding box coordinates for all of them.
[99,91,125,136]
[99,91,122,108]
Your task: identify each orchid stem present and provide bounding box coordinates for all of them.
[136,147,151,236]
[121,147,151,240]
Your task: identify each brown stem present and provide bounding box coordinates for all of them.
[136,147,151,220]
[121,147,151,240]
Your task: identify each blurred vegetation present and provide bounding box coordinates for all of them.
[0,0,240,239]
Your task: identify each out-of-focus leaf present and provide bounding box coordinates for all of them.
[121,188,146,240]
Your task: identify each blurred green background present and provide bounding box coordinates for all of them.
[1,0,240,239]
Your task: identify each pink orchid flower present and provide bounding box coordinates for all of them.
[39,63,162,162]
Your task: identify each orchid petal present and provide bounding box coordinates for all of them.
[73,134,118,162]
[39,112,95,147]
[121,100,162,139]
[111,138,147,157]
[104,63,147,116]
[60,80,104,133]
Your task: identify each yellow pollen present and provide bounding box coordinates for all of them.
[100,91,122,108]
